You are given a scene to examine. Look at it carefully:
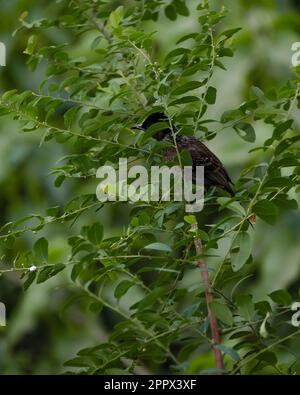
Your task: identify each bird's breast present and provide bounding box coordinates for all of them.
[164,147,178,162]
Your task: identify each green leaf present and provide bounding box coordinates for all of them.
[89,302,103,312]
[171,80,205,96]
[173,0,189,16]
[169,96,200,106]
[204,86,217,104]
[257,351,277,365]
[87,223,103,245]
[37,263,65,284]
[165,4,177,20]
[184,215,197,225]
[144,242,172,252]
[216,344,240,362]
[234,122,256,142]
[235,294,255,321]
[230,232,252,272]
[24,271,37,290]
[269,289,292,305]
[263,177,290,189]
[176,33,198,44]
[46,206,60,217]
[2,89,18,103]
[54,174,65,188]
[273,119,293,140]
[255,300,272,315]
[164,48,190,62]
[33,237,48,262]
[114,280,135,299]
[91,36,102,49]
[221,27,242,38]
[251,85,265,101]
[180,149,193,166]
[64,357,91,368]
[218,47,234,57]
[253,200,278,225]
[136,287,165,311]
[142,121,169,141]
[210,301,233,326]
[273,196,298,210]
[64,107,78,129]
[217,197,245,216]
[24,34,38,55]
[259,312,270,339]
[109,6,123,28]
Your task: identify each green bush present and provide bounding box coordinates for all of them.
[0,0,300,375]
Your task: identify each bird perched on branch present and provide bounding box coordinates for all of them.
[134,112,234,196]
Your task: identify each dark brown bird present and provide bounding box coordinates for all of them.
[135,112,234,196]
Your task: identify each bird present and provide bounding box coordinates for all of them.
[134,112,234,196]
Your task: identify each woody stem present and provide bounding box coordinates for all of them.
[194,233,224,370]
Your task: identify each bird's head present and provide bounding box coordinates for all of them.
[133,112,170,141]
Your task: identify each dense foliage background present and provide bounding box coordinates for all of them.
[0,0,300,375]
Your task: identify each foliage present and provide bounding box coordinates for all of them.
[0,0,300,375]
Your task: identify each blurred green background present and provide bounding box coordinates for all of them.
[0,0,300,374]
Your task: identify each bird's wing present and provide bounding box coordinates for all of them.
[181,136,234,195]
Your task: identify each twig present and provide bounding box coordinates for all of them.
[193,223,224,370]
[230,328,300,375]
[91,14,112,43]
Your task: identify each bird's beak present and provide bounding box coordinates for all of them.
[132,123,144,130]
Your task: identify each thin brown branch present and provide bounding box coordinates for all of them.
[91,11,113,43]
[194,232,224,370]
